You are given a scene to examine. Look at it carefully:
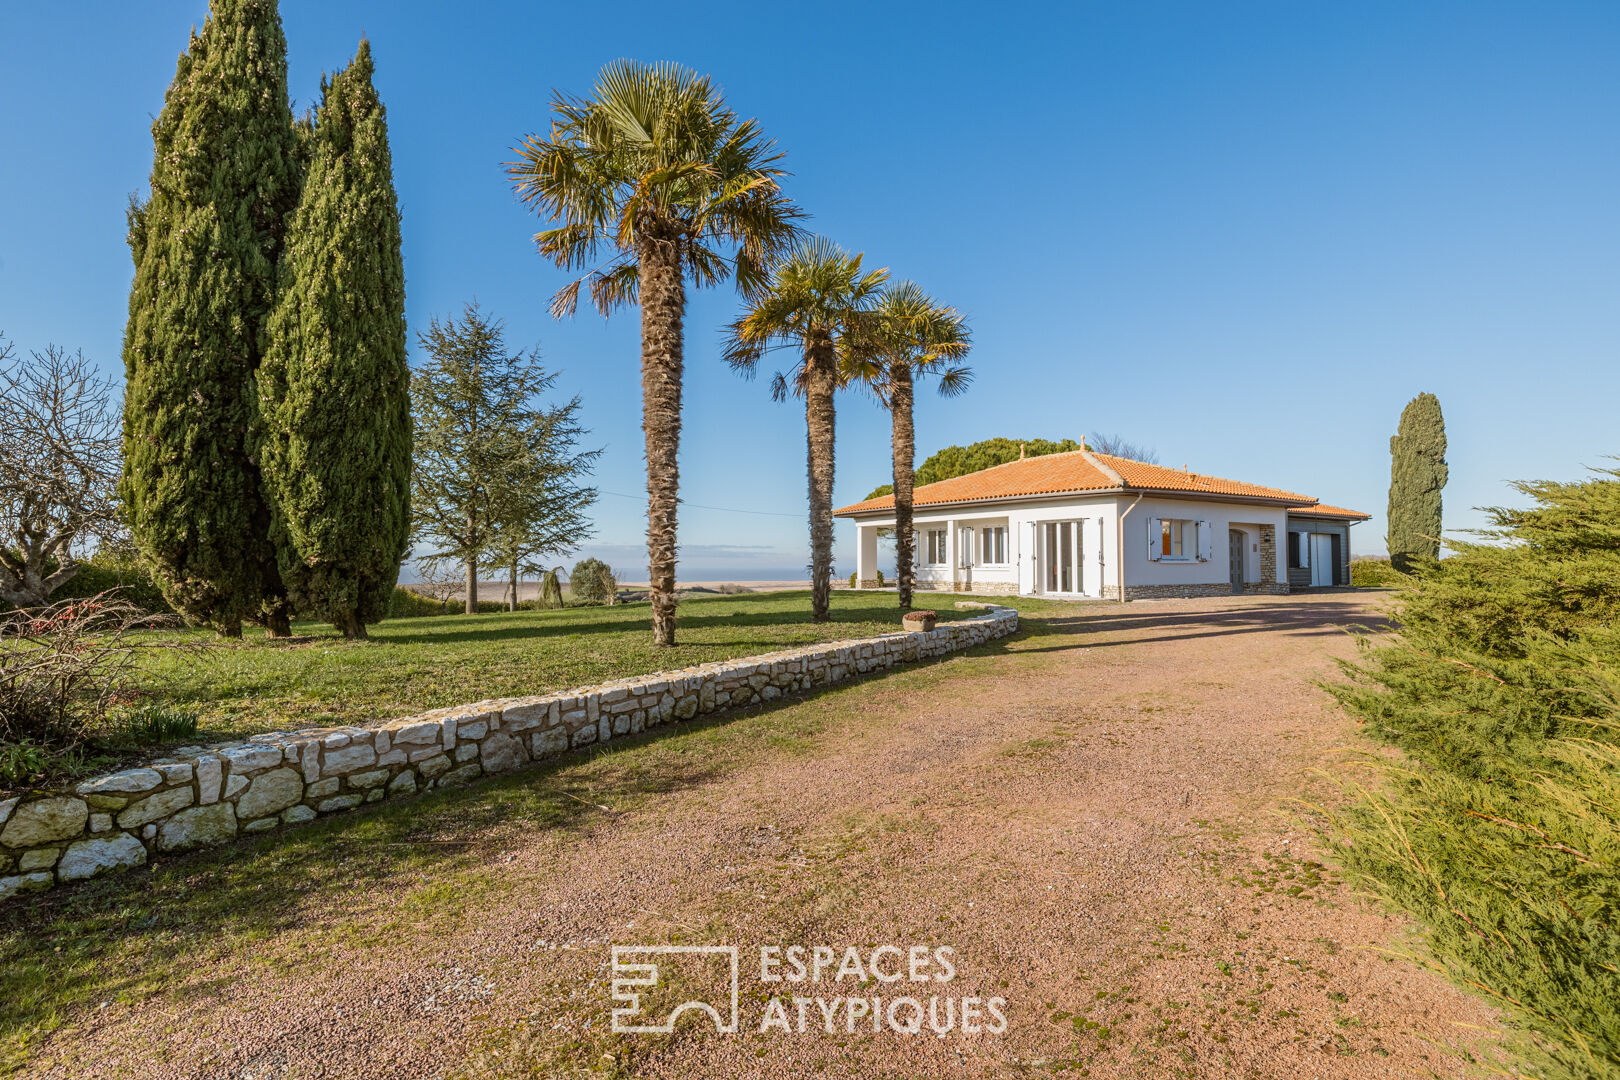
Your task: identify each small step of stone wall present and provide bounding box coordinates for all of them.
[0,604,1017,902]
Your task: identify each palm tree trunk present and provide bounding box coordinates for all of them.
[638,228,685,646]
[889,361,916,610]
[804,329,838,623]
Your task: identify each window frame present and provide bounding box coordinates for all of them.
[1159,518,1195,561]
[979,525,1008,566]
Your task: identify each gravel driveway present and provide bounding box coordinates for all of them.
[23,593,1498,1078]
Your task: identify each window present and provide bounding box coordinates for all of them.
[921,528,948,566]
[1148,518,1211,562]
[1287,531,1303,569]
[979,526,1007,565]
[1160,518,1193,559]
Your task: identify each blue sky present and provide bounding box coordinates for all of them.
[3,1,1617,580]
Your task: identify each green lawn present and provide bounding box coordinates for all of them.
[130,590,1057,741]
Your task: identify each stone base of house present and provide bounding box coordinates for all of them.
[1103,582,1292,600]
[858,579,1019,596]
[919,580,1019,596]
[858,581,1295,601]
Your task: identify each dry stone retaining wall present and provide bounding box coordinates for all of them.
[0,603,1017,902]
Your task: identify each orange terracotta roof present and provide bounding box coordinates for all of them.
[1285,502,1371,520]
[834,449,1321,516]
[1096,454,1314,503]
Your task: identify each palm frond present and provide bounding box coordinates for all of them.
[508,59,801,314]
[934,364,974,397]
[589,261,640,316]
[548,277,584,320]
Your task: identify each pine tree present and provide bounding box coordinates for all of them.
[120,0,300,637]
[410,306,596,614]
[258,40,410,639]
[1385,392,1448,574]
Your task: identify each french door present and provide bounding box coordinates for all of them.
[1309,534,1333,587]
[1042,520,1083,594]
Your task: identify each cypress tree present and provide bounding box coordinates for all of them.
[120,0,300,637]
[258,40,410,639]
[1385,392,1448,574]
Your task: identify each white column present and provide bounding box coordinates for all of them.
[1023,521,1039,594]
[1093,517,1106,596]
[1069,521,1081,594]
[856,524,879,587]
[944,518,958,591]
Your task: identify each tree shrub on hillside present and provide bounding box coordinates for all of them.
[569,558,617,605]
[1347,557,1404,588]
[387,587,445,619]
[42,551,172,615]
[1322,465,1620,1079]
[862,436,1160,501]
[539,568,565,610]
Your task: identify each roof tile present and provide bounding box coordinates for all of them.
[835,450,1326,516]
[1285,502,1371,520]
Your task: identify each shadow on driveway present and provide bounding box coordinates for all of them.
[1013,596,1391,653]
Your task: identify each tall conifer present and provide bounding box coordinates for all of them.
[259,40,410,638]
[120,0,299,636]
[1386,392,1448,574]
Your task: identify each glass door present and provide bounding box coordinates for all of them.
[1044,521,1077,593]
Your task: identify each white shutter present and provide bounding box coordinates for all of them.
[1299,532,1310,568]
[1196,521,1212,562]
[1146,517,1162,561]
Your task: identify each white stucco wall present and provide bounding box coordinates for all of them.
[1118,497,1289,590]
[846,493,1292,598]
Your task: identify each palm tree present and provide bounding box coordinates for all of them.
[508,61,801,645]
[725,237,888,622]
[843,283,973,609]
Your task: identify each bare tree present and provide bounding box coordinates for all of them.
[414,558,464,613]
[1088,432,1159,464]
[0,338,124,608]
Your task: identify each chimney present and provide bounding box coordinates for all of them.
[1080,435,1088,451]
[1019,442,1026,460]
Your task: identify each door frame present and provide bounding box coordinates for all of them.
[1228,528,1247,594]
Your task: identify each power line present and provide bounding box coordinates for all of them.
[598,489,802,519]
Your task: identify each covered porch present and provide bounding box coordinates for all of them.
[854,513,1020,595]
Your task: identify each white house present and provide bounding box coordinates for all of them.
[834,446,1370,600]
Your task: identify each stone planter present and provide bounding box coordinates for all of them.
[901,610,937,632]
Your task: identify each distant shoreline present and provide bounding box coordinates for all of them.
[401,579,813,600]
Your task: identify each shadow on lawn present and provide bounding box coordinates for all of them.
[368,593,976,648]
